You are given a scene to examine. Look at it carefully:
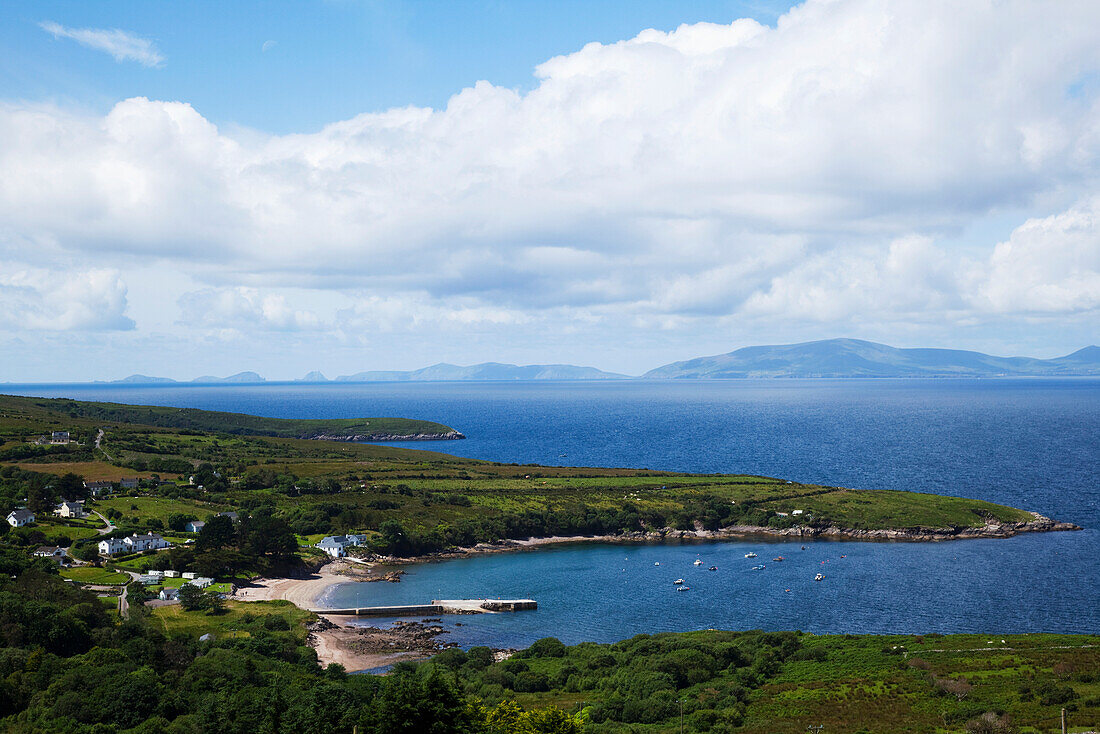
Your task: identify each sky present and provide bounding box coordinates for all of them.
[1,0,1098,381]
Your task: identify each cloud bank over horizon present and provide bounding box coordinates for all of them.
[3,0,1099,380]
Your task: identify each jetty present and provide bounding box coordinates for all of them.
[312,598,537,617]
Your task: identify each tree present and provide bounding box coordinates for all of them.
[196,515,236,552]
[55,472,87,500]
[167,513,197,532]
[178,583,209,612]
[205,591,225,615]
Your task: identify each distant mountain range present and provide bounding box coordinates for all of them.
[102,340,1099,383]
[643,339,1100,378]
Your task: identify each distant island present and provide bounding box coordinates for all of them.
[644,338,1100,378]
[92,339,1100,384]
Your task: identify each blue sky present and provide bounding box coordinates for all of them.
[4,1,793,133]
[0,0,1098,381]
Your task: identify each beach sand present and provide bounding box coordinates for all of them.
[231,560,425,672]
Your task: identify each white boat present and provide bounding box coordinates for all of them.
[744,552,758,558]
[693,559,703,566]
[814,573,825,581]
[750,564,766,571]
[677,586,690,591]
[674,578,685,585]
[654,562,660,566]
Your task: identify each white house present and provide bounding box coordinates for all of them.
[182,572,196,579]
[189,577,214,589]
[50,431,70,445]
[185,520,205,533]
[33,546,67,561]
[7,510,35,527]
[346,534,370,547]
[146,569,164,578]
[792,509,804,516]
[159,587,179,601]
[98,538,128,555]
[164,570,179,578]
[316,536,349,558]
[136,574,160,585]
[56,500,86,519]
[125,534,170,552]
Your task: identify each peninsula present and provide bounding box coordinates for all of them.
[0,393,1090,733]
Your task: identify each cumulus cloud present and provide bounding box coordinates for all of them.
[5,0,1100,352]
[178,288,323,331]
[39,21,165,67]
[979,198,1100,314]
[0,268,134,331]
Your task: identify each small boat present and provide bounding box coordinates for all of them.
[693,559,703,566]
[750,564,766,571]
[654,562,660,566]
[677,586,690,592]
[708,566,718,571]
[674,579,685,585]
[744,552,758,558]
[801,545,807,550]
[772,556,785,562]
[814,573,825,581]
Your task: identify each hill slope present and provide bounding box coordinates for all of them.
[644,338,1100,378]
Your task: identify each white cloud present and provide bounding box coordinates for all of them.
[39,21,165,68]
[979,198,1100,314]
[178,288,323,331]
[0,268,134,331]
[4,0,1100,365]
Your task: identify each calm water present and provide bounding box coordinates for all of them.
[7,379,1099,643]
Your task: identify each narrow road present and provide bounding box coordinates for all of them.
[91,510,116,535]
[94,428,112,460]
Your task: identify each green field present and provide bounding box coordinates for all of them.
[149,599,312,640]
[60,566,130,585]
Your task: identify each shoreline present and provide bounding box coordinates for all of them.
[235,513,1079,671]
[375,511,1081,566]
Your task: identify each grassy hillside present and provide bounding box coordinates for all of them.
[0,393,1052,565]
[0,393,459,440]
[422,630,1100,733]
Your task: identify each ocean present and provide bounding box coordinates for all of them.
[7,378,1098,645]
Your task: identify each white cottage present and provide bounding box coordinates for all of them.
[6,510,35,527]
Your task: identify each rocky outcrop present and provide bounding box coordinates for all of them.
[305,431,466,442]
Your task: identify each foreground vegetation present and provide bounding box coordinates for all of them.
[1,555,1094,732]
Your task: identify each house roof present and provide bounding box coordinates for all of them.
[8,509,34,520]
[317,535,349,547]
[34,546,63,554]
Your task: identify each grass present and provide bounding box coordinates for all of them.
[60,566,130,585]
[93,495,229,523]
[148,599,312,641]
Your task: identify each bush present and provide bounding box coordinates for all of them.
[512,671,550,693]
[527,637,567,658]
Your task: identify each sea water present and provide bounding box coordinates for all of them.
[8,379,1099,644]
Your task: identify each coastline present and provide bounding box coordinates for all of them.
[236,512,1079,671]
[375,510,1081,565]
[232,560,435,672]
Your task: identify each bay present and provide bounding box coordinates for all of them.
[8,378,1098,643]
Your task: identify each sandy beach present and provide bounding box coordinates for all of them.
[232,559,429,671]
